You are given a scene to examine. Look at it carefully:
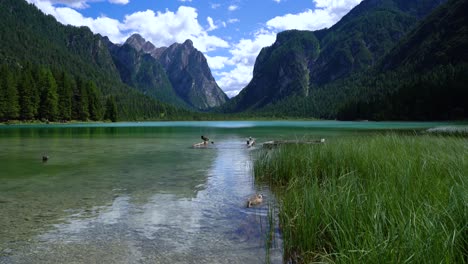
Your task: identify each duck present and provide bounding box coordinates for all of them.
[247,194,263,208]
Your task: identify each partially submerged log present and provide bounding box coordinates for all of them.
[263,139,325,148]
[192,141,209,148]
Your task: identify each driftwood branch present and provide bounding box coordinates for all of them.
[262,139,325,148]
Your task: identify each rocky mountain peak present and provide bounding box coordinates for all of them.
[182,39,194,48]
[125,34,145,49]
[125,34,156,54]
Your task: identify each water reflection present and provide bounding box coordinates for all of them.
[2,135,281,264]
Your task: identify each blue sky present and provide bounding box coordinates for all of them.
[26,0,362,97]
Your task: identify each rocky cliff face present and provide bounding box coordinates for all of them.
[125,34,228,110]
[157,40,228,109]
[227,30,320,112]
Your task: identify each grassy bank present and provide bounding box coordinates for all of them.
[254,135,467,263]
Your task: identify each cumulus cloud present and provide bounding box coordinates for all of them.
[228,5,238,11]
[27,1,229,52]
[122,7,229,52]
[206,16,217,31]
[211,3,221,9]
[26,0,126,41]
[227,18,239,24]
[205,55,230,70]
[267,0,362,31]
[109,0,129,4]
[32,0,129,9]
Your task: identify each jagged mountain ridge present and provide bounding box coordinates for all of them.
[124,34,229,110]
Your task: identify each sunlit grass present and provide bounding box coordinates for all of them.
[255,134,467,263]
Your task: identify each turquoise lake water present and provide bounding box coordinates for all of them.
[0,121,457,263]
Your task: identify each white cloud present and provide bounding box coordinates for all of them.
[267,0,362,31]
[26,0,126,41]
[27,1,229,52]
[227,18,239,24]
[109,0,129,4]
[205,55,230,70]
[273,0,281,3]
[31,0,129,9]
[228,5,238,11]
[122,7,229,52]
[211,3,221,9]
[206,16,217,31]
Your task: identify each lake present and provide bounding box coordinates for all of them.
[0,121,454,263]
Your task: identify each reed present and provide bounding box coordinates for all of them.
[254,134,467,263]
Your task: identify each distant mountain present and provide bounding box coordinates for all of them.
[225,0,446,112]
[125,34,229,110]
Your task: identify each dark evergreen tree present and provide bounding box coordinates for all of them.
[38,68,59,121]
[86,80,102,121]
[104,96,117,122]
[56,72,73,121]
[0,65,19,120]
[17,67,39,120]
[73,78,89,120]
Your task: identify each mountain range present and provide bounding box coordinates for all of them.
[108,34,228,110]
[0,0,467,121]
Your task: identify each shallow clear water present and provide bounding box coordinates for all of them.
[0,121,456,263]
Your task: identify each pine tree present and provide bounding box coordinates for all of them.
[0,65,19,120]
[86,80,102,121]
[38,68,58,121]
[57,72,73,121]
[104,96,117,122]
[17,67,39,120]
[0,66,6,121]
[73,78,89,120]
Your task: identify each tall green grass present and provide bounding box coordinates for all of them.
[255,134,467,263]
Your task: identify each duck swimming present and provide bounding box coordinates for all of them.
[247,194,263,208]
